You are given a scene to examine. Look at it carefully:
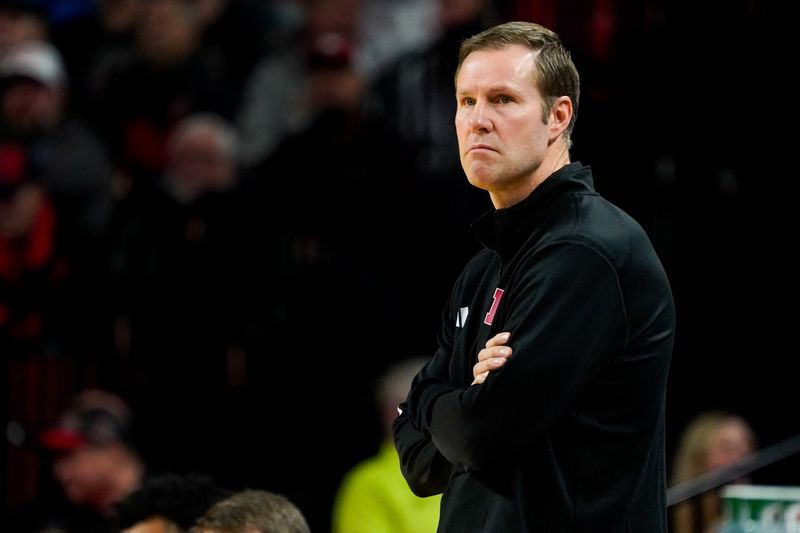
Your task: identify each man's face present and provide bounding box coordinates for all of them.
[53,445,118,509]
[167,127,232,203]
[1,78,60,134]
[455,44,552,207]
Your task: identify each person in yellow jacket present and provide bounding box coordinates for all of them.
[332,356,441,533]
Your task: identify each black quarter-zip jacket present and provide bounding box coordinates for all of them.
[393,162,676,532]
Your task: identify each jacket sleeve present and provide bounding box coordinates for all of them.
[406,242,628,471]
[392,300,459,496]
[392,407,454,497]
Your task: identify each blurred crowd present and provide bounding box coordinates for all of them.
[1,0,796,532]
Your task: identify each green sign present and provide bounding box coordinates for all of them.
[719,485,800,533]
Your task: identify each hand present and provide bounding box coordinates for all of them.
[472,332,512,385]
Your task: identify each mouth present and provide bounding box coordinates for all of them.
[467,144,497,154]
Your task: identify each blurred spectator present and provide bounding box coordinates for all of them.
[0,140,64,362]
[670,410,757,533]
[192,489,311,533]
[162,112,239,205]
[0,146,68,514]
[235,0,369,374]
[0,39,115,384]
[354,0,438,80]
[106,111,275,482]
[331,355,441,533]
[188,0,293,112]
[1,42,104,517]
[9,388,146,533]
[0,40,114,251]
[111,473,231,533]
[47,0,143,116]
[237,0,395,514]
[235,0,364,168]
[86,0,232,206]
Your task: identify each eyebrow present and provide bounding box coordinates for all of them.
[457,89,515,103]
[457,84,520,96]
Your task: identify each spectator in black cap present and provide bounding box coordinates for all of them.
[43,389,145,512]
[9,388,147,533]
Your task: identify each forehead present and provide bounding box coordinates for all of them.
[456,44,538,92]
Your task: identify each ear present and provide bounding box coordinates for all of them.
[548,96,573,142]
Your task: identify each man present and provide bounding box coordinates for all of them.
[0,39,113,247]
[162,112,240,205]
[9,388,147,532]
[44,390,146,517]
[392,21,675,532]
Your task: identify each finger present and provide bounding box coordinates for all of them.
[472,371,489,385]
[473,355,508,379]
[485,331,511,349]
[477,345,513,363]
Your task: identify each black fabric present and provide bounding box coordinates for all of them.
[394,162,675,532]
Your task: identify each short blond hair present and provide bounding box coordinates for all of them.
[192,489,310,533]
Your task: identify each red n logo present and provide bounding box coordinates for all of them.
[484,288,505,325]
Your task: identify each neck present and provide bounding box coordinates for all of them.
[532,142,571,190]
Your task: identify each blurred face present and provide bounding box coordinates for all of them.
[706,419,754,471]
[167,127,233,203]
[53,446,119,509]
[0,183,45,239]
[137,0,198,66]
[455,45,551,208]
[0,9,48,55]
[2,79,61,134]
[98,0,142,33]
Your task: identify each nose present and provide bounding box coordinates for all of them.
[468,100,493,133]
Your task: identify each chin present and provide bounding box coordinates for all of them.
[465,171,495,192]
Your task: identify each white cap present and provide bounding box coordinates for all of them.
[0,40,67,90]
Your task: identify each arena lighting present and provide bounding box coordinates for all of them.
[667,433,800,507]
